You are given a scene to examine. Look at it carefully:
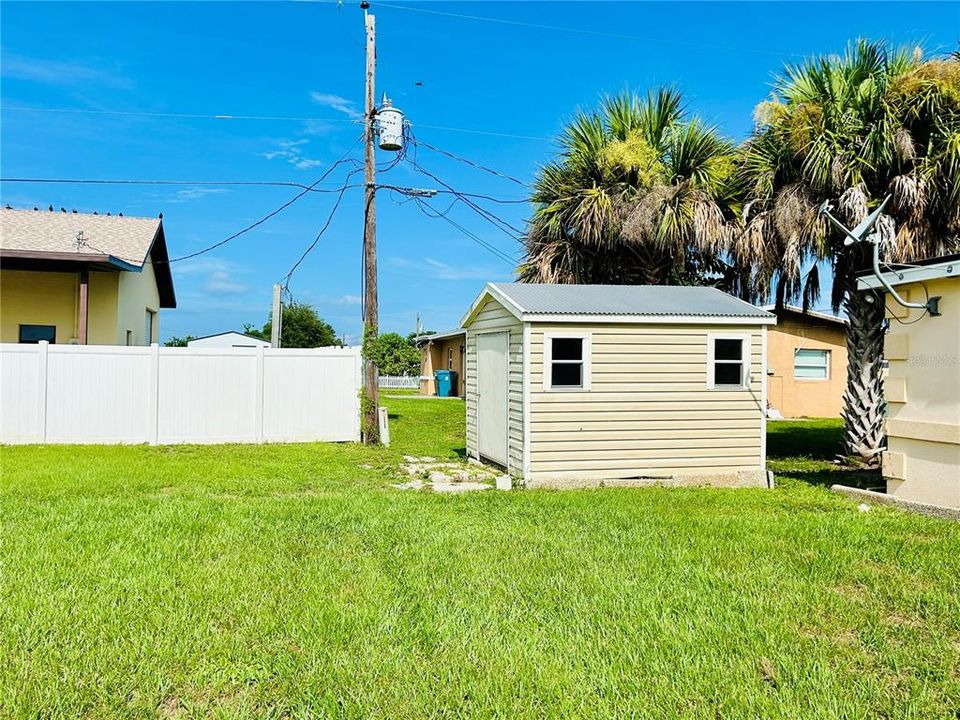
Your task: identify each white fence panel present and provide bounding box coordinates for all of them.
[46,345,153,444]
[0,344,43,442]
[263,348,361,442]
[379,375,420,389]
[157,347,261,444]
[0,343,361,445]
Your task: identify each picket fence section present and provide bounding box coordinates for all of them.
[379,375,420,389]
[0,342,362,445]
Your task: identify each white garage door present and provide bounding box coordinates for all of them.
[477,332,509,466]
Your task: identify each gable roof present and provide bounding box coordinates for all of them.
[761,304,848,327]
[462,283,776,326]
[0,207,176,308]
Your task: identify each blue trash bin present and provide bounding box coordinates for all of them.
[435,369,457,397]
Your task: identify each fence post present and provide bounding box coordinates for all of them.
[37,341,48,442]
[255,345,265,443]
[148,343,160,445]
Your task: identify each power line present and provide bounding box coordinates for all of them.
[171,144,363,263]
[412,197,518,266]
[0,105,550,142]
[1,177,356,192]
[282,167,362,287]
[0,176,528,204]
[375,2,806,59]
[413,137,531,188]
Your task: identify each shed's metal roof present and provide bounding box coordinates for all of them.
[489,283,774,319]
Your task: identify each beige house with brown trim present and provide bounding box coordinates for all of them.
[1,208,176,346]
[461,283,776,488]
[416,329,465,396]
[858,255,960,509]
[763,305,848,418]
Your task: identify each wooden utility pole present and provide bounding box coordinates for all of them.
[361,3,380,444]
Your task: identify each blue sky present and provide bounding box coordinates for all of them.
[2,1,956,342]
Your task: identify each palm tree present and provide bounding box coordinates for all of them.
[521,89,740,287]
[736,41,960,464]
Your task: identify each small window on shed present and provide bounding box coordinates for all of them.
[544,334,591,391]
[708,335,748,389]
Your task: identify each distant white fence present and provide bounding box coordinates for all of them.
[0,343,361,445]
[379,375,420,389]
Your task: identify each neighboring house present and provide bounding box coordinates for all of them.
[762,304,848,418]
[0,208,175,345]
[187,332,270,349]
[415,329,466,397]
[858,255,960,509]
[461,283,776,488]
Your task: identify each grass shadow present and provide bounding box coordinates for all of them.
[767,419,844,461]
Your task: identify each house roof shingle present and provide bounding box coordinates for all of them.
[1,208,160,266]
[0,207,177,308]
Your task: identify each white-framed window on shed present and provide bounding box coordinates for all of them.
[543,332,591,391]
[794,348,829,380]
[707,333,750,390]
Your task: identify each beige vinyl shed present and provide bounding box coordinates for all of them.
[461,283,777,488]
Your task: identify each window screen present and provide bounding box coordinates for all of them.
[794,349,829,379]
[710,337,745,388]
[19,325,56,344]
[549,337,584,389]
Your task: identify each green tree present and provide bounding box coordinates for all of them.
[245,301,341,348]
[369,332,420,376]
[522,88,740,287]
[163,335,195,347]
[736,41,960,464]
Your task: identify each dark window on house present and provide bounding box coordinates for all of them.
[19,325,56,344]
[549,337,584,389]
[710,337,745,388]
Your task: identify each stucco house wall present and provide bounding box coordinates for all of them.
[0,269,119,345]
[766,310,847,418]
[116,253,161,345]
[419,333,465,397]
[875,272,960,508]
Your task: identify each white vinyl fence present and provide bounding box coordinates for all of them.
[1,342,361,445]
[379,375,420,389]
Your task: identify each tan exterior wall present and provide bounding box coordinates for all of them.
[419,335,465,396]
[766,318,847,418]
[116,254,161,345]
[464,297,523,475]
[881,276,960,508]
[526,323,767,484]
[1,268,119,345]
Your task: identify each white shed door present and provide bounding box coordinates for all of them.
[477,332,509,466]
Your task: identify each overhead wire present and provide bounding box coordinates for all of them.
[374,2,807,59]
[281,165,364,288]
[0,105,551,142]
[413,196,517,266]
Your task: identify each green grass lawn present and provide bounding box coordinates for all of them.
[2,401,958,719]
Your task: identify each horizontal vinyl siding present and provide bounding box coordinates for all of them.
[528,323,764,482]
[464,297,523,475]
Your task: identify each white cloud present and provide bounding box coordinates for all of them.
[337,294,362,305]
[309,91,362,120]
[171,187,228,203]
[204,270,249,295]
[1,53,133,89]
[176,258,251,296]
[260,138,324,171]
